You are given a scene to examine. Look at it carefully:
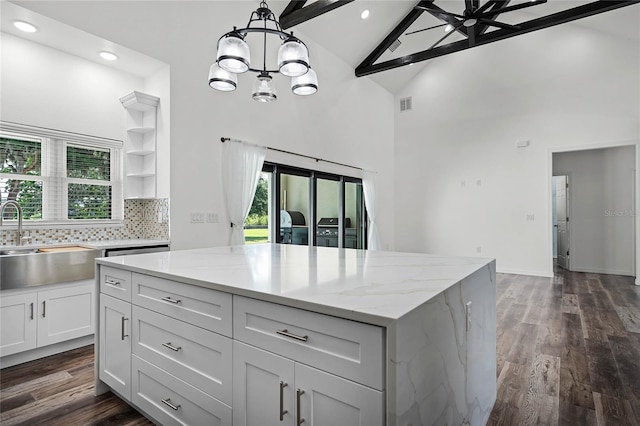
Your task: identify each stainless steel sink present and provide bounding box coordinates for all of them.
[0,249,100,290]
[0,248,41,256]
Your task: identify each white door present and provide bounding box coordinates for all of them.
[295,363,385,426]
[37,282,94,347]
[556,175,570,270]
[99,294,132,399]
[0,292,38,357]
[233,341,295,426]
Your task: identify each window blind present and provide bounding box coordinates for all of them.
[0,124,123,223]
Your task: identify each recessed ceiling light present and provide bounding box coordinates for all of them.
[99,51,118,61]
[444,24,453,33]
[360,10,370,20]
[14,21,37,33]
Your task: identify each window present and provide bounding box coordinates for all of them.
[0,124,123,223]
[244,163,367,249]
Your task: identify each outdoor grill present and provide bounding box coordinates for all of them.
[280,210,308,245]
[316,217,357,248]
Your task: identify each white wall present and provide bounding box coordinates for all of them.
[7,2,395,252]
[553,146,635,276]
[143,65,171,199]
[0,33,143,141]
[394,7,640,276]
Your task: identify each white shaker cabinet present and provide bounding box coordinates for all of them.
[1,281,94,359]
[233,341,384,426]
[99,293,132,400]
[0,292,38,357]
[37,284,94,347]
[233,341,295,426]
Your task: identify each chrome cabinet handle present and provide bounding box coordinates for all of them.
[296,389,305,425]
[161,398,181,411]
[30,302,34,320]
[105,279,121,287]
[42,301,46,318]
[280,381,288,421]
[121,317,129,340]
[277,329,308,342]
[162,342,182,352]
[161,296,181,304]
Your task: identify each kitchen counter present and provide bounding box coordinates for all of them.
[96,243,489,325]
[0,239,170,252]
[95,244,497,425]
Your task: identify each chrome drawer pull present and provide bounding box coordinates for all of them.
[121,317,129,340]
[280,381,288,421]
[161,296,181,304]
[42,301,46,318]
[105,279,121,287]
[296,389,305,425]
[162,342,182,352]
[276,329,308,342]
[161,398,181,411]
[30,302,34,320]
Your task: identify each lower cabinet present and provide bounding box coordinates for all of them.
[0,292,38,356]
[99,294,132,400]
[233,341,384,426]
[0,281,94,358]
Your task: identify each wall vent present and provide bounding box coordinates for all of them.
[400,96,413,112]
[388,39,402,52]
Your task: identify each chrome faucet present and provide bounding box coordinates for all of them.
[0,200,23,246]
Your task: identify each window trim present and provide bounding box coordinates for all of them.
[1,121,124,227]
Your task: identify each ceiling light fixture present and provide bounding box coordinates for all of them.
[444,24,453,33]
[13,20,37,33]
[208,1,318,102]
[99,51,118,61]
[361,10,370,20]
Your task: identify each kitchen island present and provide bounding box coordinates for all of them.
[95,244,496,426]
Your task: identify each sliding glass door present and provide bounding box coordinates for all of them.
[246,163,367,248]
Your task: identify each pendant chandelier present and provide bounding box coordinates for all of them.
[208,1,319,102]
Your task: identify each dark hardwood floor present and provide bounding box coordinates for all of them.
[1,266,639,425]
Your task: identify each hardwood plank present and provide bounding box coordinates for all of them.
[562,293,580,314]
[520,354,560,425]
[0,371,72,400]
[594,392,639,426]
[614,306,640,333]
[506,323,539,365]
[558,401,597,425]
[608,335,640,396]
[585,338,625,399]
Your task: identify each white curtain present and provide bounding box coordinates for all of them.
[362,170,381,250]
[222,139,267,245]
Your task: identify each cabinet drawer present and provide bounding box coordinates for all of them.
[132,273,232,337]
[233,296,385,391]
[132,355,232,426]
[132,305,232,405]
[100,266,132,302]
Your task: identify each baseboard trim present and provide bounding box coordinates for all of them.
[496,268,553,278]
[571,266,634,277]
[0,335,94,369]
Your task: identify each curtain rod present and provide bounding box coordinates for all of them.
[220,137,363,171]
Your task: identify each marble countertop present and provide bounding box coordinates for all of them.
[97,243,494,325]
[1,239,170,251]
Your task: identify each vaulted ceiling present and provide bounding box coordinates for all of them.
[271,0,640,92]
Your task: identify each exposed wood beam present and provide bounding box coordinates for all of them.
[280,1,307,18]
[356,1,436,71]
[477,0,510,35]
[279,0,354,30]
[419,3,469,38]
[355,0,640,77]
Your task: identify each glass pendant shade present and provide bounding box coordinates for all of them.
[217,34,250,73]
[252,73,277,102]
[291,68,318,96]
[278,39,310,77]
[208,63,237,91]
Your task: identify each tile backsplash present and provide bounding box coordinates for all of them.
[0,198,170,246]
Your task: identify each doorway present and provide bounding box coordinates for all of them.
[551,145,636,276]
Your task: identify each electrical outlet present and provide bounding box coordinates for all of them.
[157,211,163,223]
[466,301,472,331]
[526,214,535,221]
[190,212,205,223]
[461,180,466,188]
[476,179,482,186]
[206,212,219,223]
[476,246,482,254]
